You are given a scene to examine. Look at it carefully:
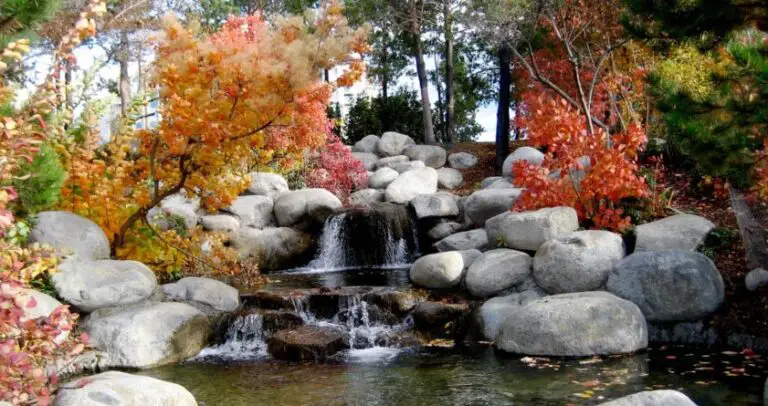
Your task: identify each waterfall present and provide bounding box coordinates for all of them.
[196,313,267,360]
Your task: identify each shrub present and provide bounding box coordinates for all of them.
[306,133,368,203]
[12,143,65,216]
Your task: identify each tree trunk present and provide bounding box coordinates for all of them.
[410,6,435,145]
[117,33,131,117]
[381,42,389,101]
[496,44,512,174]
[433,52,445,142]
[443,0,455,144]
[729,186,768,270]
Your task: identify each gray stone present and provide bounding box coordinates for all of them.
[481,176,504,188]
[353,134,381,153]
[410,192,459,219]
[404,145,447,168]
[434,229,488,252]
[348,189,384,206]
[222,195,275,229]
[352,152,379,171]
[378,131,415,157]
[83,302,211,368]
[475,291,542,341]
[18,288,63,321]
[410,252,465,289]
[427,221,464,240]
[746,268,768,292]
[54,371,197,406]
[368,167,400,189]
[231,227,312,270]
[533,230,625,294]
[458,249,483,270]
[437,167,463,189]
[487,179,517,189]
[268,325,348,362]
[466,249,532,297]
[391,160,426,173]
[464,189,523,227]
[30,211,110,260]
[200,214,240,233]
[607,251,725,322]
[486,207,579,252]
[635,214,715,252]
[375,155,410,170]
[53,259,157,312]
[496,292,648,356]
[502,146,545,177]
[448,152,478,169]
[247,172,289,199]
[274,189,342,227]
[599,390,697,406]
[384,167,438,204]
[162,277,239,312]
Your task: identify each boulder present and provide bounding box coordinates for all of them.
[466,249,532,297]
[486,207,579,252]
[410,192,459,219]
[268,325,348,362]
[353,134,381,153]
[54,372,197,406]
[533,230,625,294]
[392,160,426,173]
[437,167,463,189]
[375,155,410,170]
[200,214,240,233]
[434,229,488,252]
[502,146,545,177]
[231,227,312,270]
[463,189,523,227]
[496,292,648,356]
[274,189,342,227]
[746,268,768,292]
[635,214,715,252]
[222,195,275,229]
[352,152,379,171]
[458,249,483,270]
[607,251,725,322]
[156,194,201,230]
[378,131,415,157]
[368,167,400,189]
[448,152,478,169]
[29,211,110,260]
[83,302,211,368]
[410,251,465,289]
[384,167,438,204]
[17,288,63,321]
[427,221,464,240]
[53,259,157,312]
[481,176,504,188]
[163,277,239,312]
[247,172,289,199]
[348,189,384,206]
[486,179,516,189]
[599,390,697,406]
[475,291,542,341]
[404,145,447,168]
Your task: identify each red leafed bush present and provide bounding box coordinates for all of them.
[306,133,368,202]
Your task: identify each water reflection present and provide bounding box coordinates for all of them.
[262,267,412,290]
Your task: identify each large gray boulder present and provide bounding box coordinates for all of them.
[54,371,197,406]
[427,221,464,240]
[607,251,724,322]
[464,189,524,227]
[410,192,459,219]
[247,172,289,199]
[378,131,415,157]
[30,211,110,260]
[746,268,768,292]
[352,152,379,171]
[533,230,625,294]
[635,214,715,252]
[475,291,542,341]
[434,229,488,252]
[384,167,438,204]
[222,195,275,229]
[410,252,465,289]
[353,134,381,153]
[448,152,478,169]
[83,302,211,368]
[348,188,384,206]
[274,189,342,227]
[392,160,426,173]
[404,145,447,168]
[486,207,579,252]
[162,277,239,312]
[200,214,240,233]
[53,259,157,312]
[466,249,532,297]
[375,155,410,170]
[496,292,648,356]
[160,194,201,230]
[368,167,400,189]
[18,288,63,321]
[481,176,504,188]
[599,390,697,406]
[231,227,312,270]
[437,167,463,189]
[502,146,545,177]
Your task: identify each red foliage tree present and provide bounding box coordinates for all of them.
[306,133,368,202]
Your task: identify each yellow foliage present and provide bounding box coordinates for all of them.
[655,43,731,102]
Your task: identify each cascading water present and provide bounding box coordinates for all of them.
[197,313,268,360]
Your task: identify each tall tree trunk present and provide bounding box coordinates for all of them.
[381,43,389,101]
[443,0,455,144]
[410,4,435,145]
[496,44,512,174]
[117,33,131,117]
[433,52,445,142]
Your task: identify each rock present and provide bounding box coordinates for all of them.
[274,189,342,227]
[391,160,426,173]
[599,390,697,406]
[157,194,201,230]
[486,207,579,252]
[412,301,471,339]
[496,292,648,356]
[29,211,110,260]
[353,134,381,153]
[635,214,715,252]
[533,230,625,294]
[463,189,523,227]
[163,277,239,312]
[475,291,542,341]
[348,189,384,206]
[231,227,312,270]
[352,152,379,171]
[368,167,400,189]
[404,145,447,168]
[53,259,157,312]
[200,214,240,233]
[481,176,504,188]
[222,195,275,229]
[18,288,63,321]
[502,146,545,177]
[384,167,438,204]
[54,371,197,406]
[746,268,768,292]
[437,167,463,189]
[83,302,211,368]
[375,155,410,170]
[607,251,725,322]
[410,192,459,219]
[458,249,483,270]
[466,249,532,297]
[410,251,465,289]
[427,221,464,240]
[378,131,415,157]
[487,179,516,189]
[247,172,289,199]
[434,229,489,252]
[448,152,478,169]
[268,325,348,362]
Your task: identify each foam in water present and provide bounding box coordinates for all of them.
[196,313,268,361]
